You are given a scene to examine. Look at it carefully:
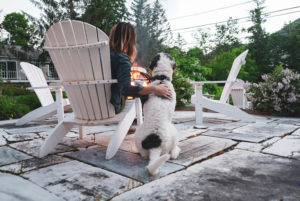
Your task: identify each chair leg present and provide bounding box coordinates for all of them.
[105,101,136,159]
[79,126,86,139]
[135,98,143,126]
[39,121,74,158]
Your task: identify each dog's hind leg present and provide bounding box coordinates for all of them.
[146,148,170,176]
[169,124,181,159]
[170,145,180,159]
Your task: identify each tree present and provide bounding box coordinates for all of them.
[209,47,259,82]
[81,0,129,34]
[131,0,171,66]
[174,33,186,48]
[247,0,269,76]
[24,0,83,48]
[2,12,34,48]
[213,17,242,54]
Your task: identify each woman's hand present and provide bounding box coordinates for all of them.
[153,84,172,99]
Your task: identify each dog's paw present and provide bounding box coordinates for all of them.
[170,146,181,159]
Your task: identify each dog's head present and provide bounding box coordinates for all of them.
[149,53,176,80]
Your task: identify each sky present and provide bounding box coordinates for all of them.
[0,0,299,48]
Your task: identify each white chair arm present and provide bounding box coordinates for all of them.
[27,85,63,91]
[191,80,236,85]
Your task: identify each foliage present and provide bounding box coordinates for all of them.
[172,70,194,106]
[16,93,41,111]
[247,0,269,76]
[25,0,129,62]
[81,0,129,34]
[165,46,220,105]
[2,12,34,48]
[131,0,171,66]
[249,66,300,116]
[213,17,243,54]
[0,96,30,120]
[266,22,300,73]
[2,83,29,96]
[209,47,259,82]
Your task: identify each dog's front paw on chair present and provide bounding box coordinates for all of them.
[170,146,181,159]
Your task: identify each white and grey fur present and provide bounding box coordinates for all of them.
[135,53,181,176]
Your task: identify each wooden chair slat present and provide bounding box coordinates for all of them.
[83,22,108,119]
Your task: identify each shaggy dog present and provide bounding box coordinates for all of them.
[135,53,181,176]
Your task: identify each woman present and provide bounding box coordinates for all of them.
[109,22,171,113]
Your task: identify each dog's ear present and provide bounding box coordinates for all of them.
[163,53,177,69]
[172,61,177,70]
[149,54,160,71]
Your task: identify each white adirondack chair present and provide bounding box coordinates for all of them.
[40,20,143,159]
[16,62,71,126]
[191,50,255,125]
[230,79,250,109]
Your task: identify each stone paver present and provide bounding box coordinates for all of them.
[0,155,71,174]
[233,122,298,136]
[235,137,281,152]
[271,118,300,125]
[0,173,64,201]
[10,138,75,157]
[174,123,206,141]
[208,122,248,131]
[94,132,139,153]
[0,146,32,166]
[292,128,300,136]
[66,146,184,183]
[71,124,117,134]
[22,160,142,201]
[261,137,281,149]
[4,132,40,142]
[173,136,237,166]
[202,130,269,143]
[235,142,263,152]
[0,130,6,146]
[1,112,300,201]
[4,125,53,134]
[112,149,300,201]
[262,135,300,160]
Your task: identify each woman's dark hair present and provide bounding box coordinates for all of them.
[109,22,137,62]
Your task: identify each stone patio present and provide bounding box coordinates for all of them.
[0,111,300,201]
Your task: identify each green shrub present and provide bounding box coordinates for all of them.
[16,93,41,110]
[172,70,194,106]
[0,96,30,120]
[249,66,300,116]
[2,83,29,96]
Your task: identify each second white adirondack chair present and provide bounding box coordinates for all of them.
[231,79,250,109]
[191,50,255,125]
[16,62,71,126]
[40,20,143,159]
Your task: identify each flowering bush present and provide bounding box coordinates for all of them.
[249,66,300,116]
[172,70,194,106]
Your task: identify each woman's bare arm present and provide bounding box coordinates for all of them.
[138,84,172,99]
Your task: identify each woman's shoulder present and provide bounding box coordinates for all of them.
[110,50,131,62]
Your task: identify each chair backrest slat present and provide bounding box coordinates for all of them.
[45,23,86,119]
[45,20,115,120]
[219,50,248,103]
[20,62,54,106]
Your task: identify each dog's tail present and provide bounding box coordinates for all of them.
[146,148,170,176]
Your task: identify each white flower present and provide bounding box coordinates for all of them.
[261,74,268,81]
[277,83,283,90]
[180,98,187,104]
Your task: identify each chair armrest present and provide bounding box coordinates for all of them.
[62,79,118,86]
[27,85,63,91]
[191,80,236,85]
